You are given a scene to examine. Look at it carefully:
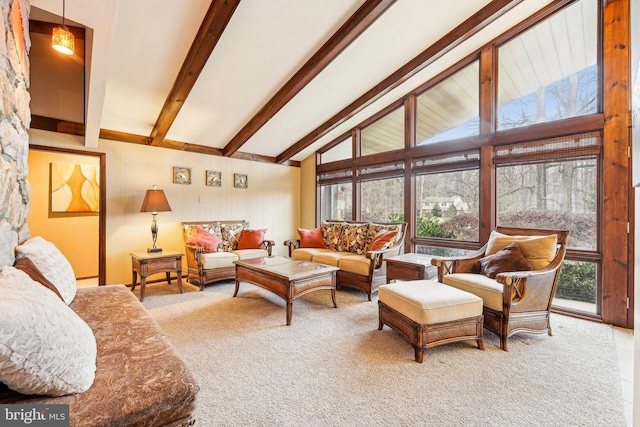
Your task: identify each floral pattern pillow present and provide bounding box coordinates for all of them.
[342,223,369,254]
[221,223,247,251]
[367,223,402,251]
[321,222,345,251]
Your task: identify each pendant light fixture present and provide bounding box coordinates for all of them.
[52,0,74,55]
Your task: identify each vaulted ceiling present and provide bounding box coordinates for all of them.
[29,0,556,166]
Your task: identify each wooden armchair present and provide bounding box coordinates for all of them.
[431,226,569,351]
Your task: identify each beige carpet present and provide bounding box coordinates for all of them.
[140,280,626,427]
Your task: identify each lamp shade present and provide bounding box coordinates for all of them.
[52,26,75,55]
[140,188,171,213]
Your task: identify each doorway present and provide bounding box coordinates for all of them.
[27,144,106,286]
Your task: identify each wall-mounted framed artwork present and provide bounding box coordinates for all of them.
[206,170,222,187]
[173,167,191,184]
[234,173,248,189]
[50,162,100,213]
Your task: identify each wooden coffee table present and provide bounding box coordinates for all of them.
[233,256,339,325]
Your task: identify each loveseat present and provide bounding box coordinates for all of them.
[182,220,274,290]
[285,220,407,300]
[0,237,198,426]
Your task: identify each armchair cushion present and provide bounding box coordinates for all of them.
[479,241,533,279]
[486,231,557,270]
[237,229,267,250]
[442,273,504,311]
[297,227,326,248]
[199,251,239,269]
[186,225,221,253]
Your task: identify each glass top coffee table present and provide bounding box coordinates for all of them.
[233,256,339,326]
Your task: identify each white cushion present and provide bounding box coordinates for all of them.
[15,236,77,304]
[443,273,504,311]
[379,280,482,324]
[231,249,268,260]
[200,251,239,269]
[0,267,96,396]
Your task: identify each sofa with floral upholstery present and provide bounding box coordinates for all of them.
[182,220,275,290]
[285,220,407,300]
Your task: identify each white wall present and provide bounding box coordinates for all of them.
[28,129,301,285]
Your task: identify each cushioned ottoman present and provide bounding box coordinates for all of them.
[378,280,484,363]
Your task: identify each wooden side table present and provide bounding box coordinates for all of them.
[130,251,184,301]
[385,253,438,283]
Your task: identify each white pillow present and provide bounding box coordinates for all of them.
[0,267,96,396]
[15,236,76,304]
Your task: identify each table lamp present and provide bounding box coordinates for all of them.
[140,185,172,253]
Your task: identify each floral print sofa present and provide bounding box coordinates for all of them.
[285,221,407,300]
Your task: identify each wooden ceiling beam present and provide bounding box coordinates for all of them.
[148,0,240,147]
[275,0,523,164]
[221,0,397,157]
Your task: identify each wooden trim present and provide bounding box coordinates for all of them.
[222,0,397,157]
[601,0,631,327]
[95,128,300,166]
[31,115,85,136]
[148,0,241,146]
[276,0,524,163]
[28,144,106,287]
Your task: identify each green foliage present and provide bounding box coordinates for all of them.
[431,203,442,217]
[556,262,596,303]
[417,216,456,239]
[445,204,458,217]
[387,212,404,223]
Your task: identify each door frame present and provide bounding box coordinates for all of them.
[29,144,106,286]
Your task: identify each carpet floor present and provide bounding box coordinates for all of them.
[140,280,626,427]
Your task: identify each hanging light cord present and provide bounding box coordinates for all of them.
[62,0,66,28]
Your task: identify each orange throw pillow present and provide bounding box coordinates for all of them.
[186,226,221,253]
[368,230,397,251]
[297,228,326,248]
[237,229,267,250]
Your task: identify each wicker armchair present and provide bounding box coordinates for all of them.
[431,226,569,351]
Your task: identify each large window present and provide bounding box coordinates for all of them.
[497,0,598,130]
[361,107,404,156]
[417,61,480,145]
[320,138,351,164]
[315,0,619,322]
[495,133,600,312]
[360,177,404,222]
[320,182,352,223]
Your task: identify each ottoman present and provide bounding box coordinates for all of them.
[378,280,484,363]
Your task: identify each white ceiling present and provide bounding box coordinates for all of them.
[29,0,556,163]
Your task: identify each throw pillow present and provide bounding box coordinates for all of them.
[0,267,97,396]
[15,236,77,305]
[485,231,558,270]
[14,257,65,302]
[367,230,397,251]
[185,226,221,252]
[237,229,267,250]
[479,241,534,279]
[221,223,247,251]
[297,228,326,248]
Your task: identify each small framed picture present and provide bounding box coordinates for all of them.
[173,167,191,184]
[234,173,248,189]
[206,170,222,187]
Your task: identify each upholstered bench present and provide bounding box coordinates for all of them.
[378,280,484,363]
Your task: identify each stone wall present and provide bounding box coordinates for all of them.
[0,0,30,268]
